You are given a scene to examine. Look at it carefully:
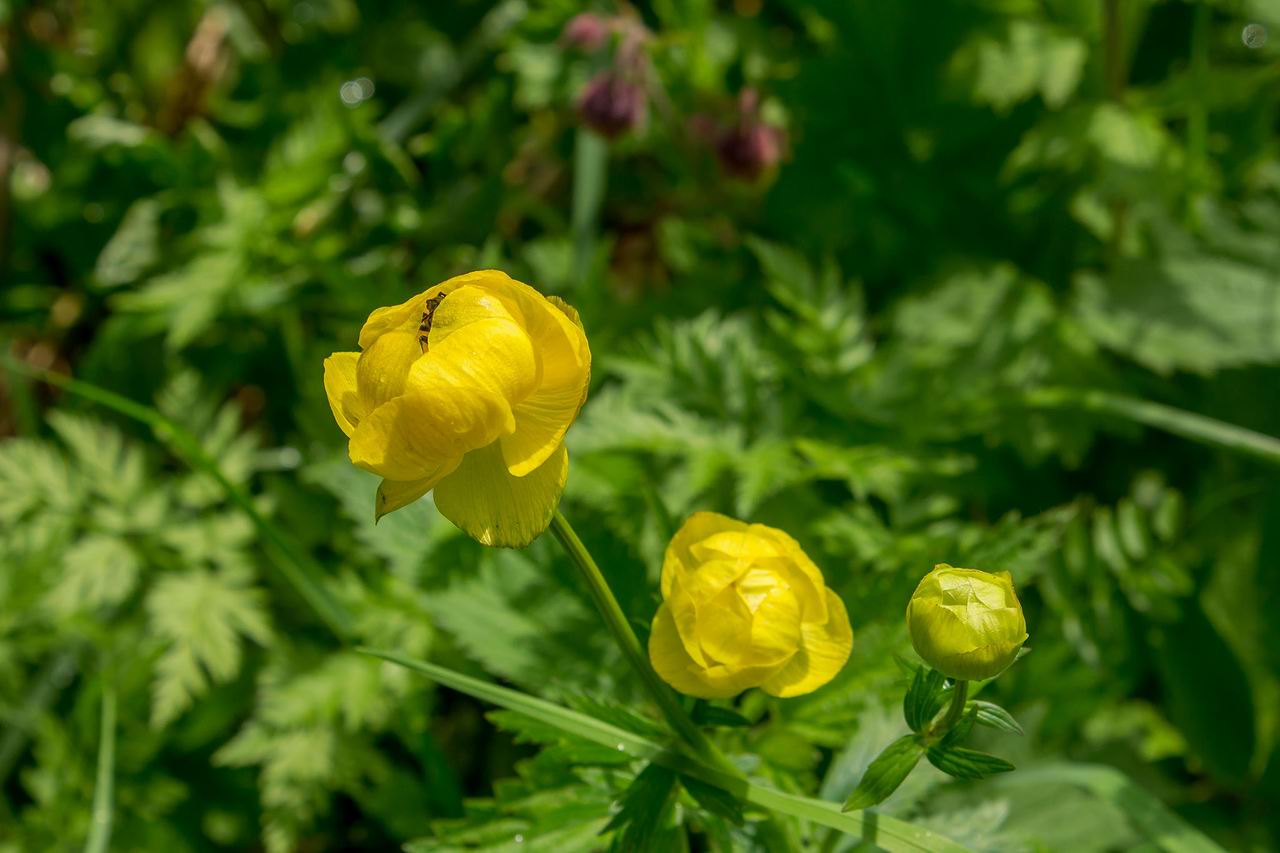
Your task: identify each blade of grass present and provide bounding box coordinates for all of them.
[83,683,117,853]
[1,355,354,641]
[359,647,971,853]
[571,128,608,288]
[1021,387,1280,467]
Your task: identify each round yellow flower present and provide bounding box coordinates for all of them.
[906,564,1027,681]
[648,512,853,699]
[323,270,591,548]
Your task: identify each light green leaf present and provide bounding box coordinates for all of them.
[842,735,927,811]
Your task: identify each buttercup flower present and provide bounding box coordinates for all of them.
[649,512,853,699]
[323,270,591,548]
[906,564,1027,681]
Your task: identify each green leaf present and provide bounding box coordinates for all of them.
[360,648,970,853]
[969,701,1024,735]
[44,535,140,618]
[148,567,273,727]
[926,746,1016,780]
[680,773,745,826]
[904,667,947,733]
[842,735,926,811]
[691,705,753,729]
[1003,763,1228,853]
[602,763,677,851]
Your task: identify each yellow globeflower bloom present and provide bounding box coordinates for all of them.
[648,512,853,699]
[906,564,1027,681]
[323,270,591,548]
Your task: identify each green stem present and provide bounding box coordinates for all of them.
[1,355,354,641]
[83,682,117,853]
[933,681,969,735]
[1020,387,1280,467]
[548,511,716,759]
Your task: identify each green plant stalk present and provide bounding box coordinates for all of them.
[1021,387,1280,467]
[932,680,969,736]
[83,683,117,853]
[548,511,722,763]
[1,355,354,640]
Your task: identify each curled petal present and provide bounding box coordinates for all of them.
[761,590,853,698]
[432,441,569,548]
[375,472,455,521]
[649,604,790,700]
[348,379,511,481]
[357,270,511,349]
[660,511,750,599]
[356,330,424,413]
[323,352,363,437]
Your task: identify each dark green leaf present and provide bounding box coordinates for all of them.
[692,705,753,729]
[903,667,947,733]
[969,701,1025,735]
[842,735,925,811]
[602,763,678,852]
[926,746,1016,780]
[680,773,745,826]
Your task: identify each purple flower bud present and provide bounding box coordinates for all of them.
[561,13,609,53]
[716,88,786,179]
[577,71,647,138]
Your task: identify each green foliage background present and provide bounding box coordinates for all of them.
[2,0,1279,850]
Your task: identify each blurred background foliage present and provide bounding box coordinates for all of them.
[2,0,1280,850]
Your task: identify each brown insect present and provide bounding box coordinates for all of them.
[419,293,446,352]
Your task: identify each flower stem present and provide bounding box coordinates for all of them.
[548,511,727,766]
[934,680,969,735]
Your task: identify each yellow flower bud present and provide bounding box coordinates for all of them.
[323,270,591,547]
[648,512,853,699]
[905,564,1027,681]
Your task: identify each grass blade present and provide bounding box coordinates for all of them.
[83,683,116,853]
[359,647,971,853]
[1023,387,1280,466]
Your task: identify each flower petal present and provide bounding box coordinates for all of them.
[357,270,511,349]
[375,471,456,521]
[323,352,363,437]
[429,313,540,408]
[661,511,750,599]
[497,293,591,476]
[649,603,789,700]
[356,330,424,413]
[761,589,853,698]
[348,375,511,481]
[432,441,568,548]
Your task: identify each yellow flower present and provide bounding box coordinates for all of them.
[323,270,591,548]
[648,512,853,699]
[905,564,1027,681]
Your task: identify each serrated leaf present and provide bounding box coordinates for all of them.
[602,763,677,852]
[148,567,273,727]
[680,773,745,826]
[926,746,1015,780]
[903,667,947,733]
[970,700,1024,735]
[842,735,926,811]
[44,534,139,618]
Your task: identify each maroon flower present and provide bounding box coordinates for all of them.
[716,88,787,180]
[561,13,609,53]
[577,70,647,138]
